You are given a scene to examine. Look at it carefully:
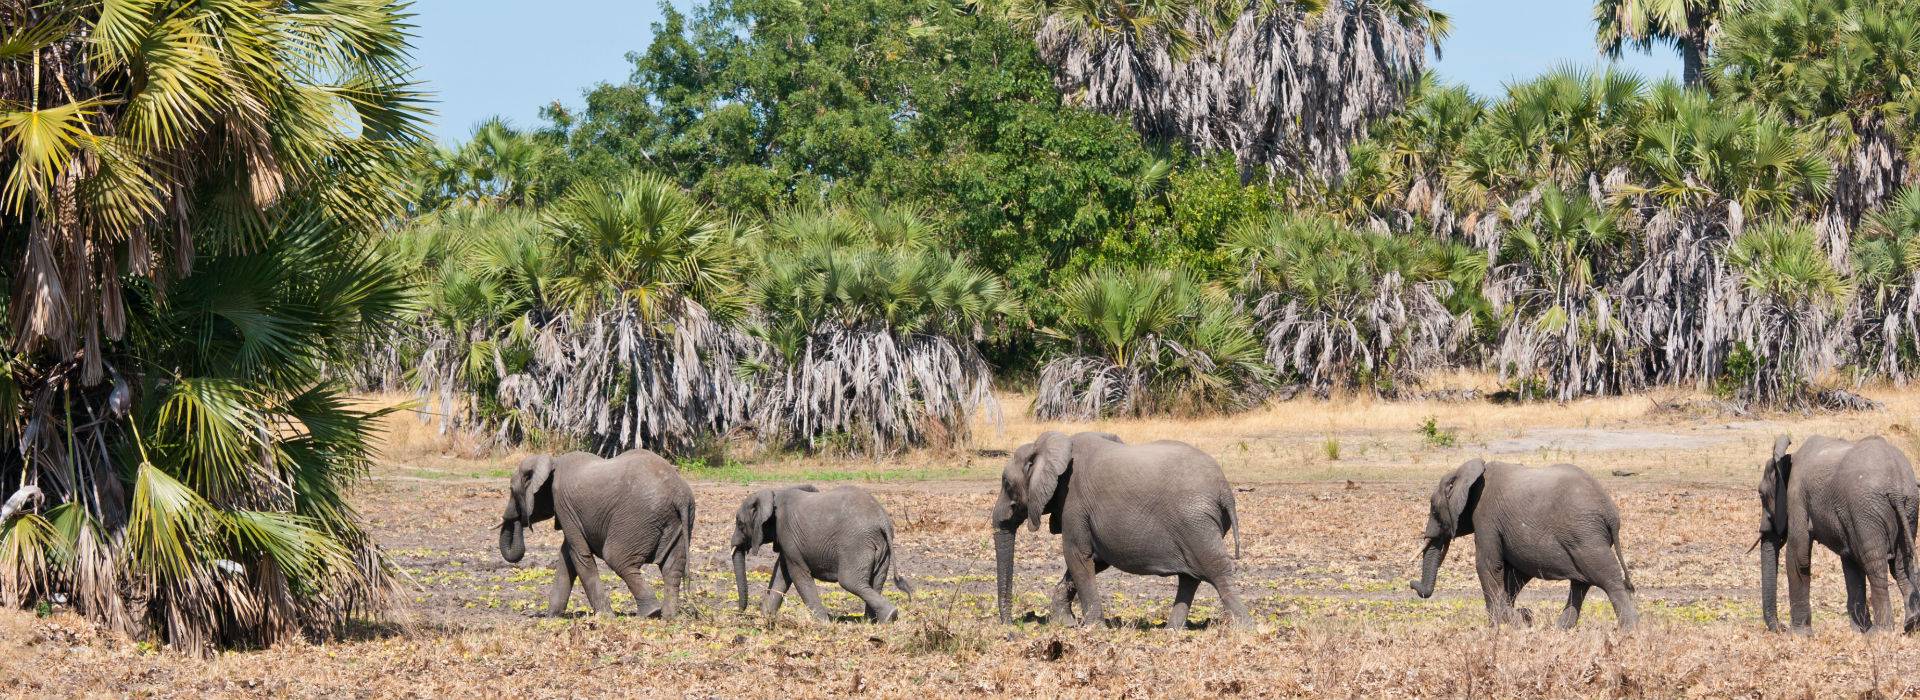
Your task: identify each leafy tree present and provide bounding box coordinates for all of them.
[1225,214,1483,396]
[1595,0,1749,86]
[745,203,1020,452]
[0,0,425,649]
[1021,0,1448,182]
[1712,0,1920,222]
[1035,265,1270,418]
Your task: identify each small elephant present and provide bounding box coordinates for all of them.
[1759,434,1920,633]
[497,449,695,618]
[991,431,1249,629]
[729,485,914,623]
[1409,459,1637,629]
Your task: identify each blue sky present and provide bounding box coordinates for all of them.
[409,1,1681,142]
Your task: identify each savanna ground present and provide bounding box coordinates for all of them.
[11,379,1920,697]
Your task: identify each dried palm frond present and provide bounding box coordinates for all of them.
[1030,0,1441,183]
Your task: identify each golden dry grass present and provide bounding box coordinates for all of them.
[14,388,1920,697]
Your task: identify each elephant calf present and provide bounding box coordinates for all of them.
[1759,434,1920,633]
[1409,459,1637,629]
[497,449,695,618]
[730,485,914,623]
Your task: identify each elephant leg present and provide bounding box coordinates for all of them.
[1558,582,1589,629]
[783,557,834,622]
[1598,581,1637,630]
[1505,572,1533,627]
[843,580,897,624]
[566,541,612,615]
[1893,548,1919,632]
[1046,561,1109,626]
[659,559,684,620]
[1474,547,1518,626]
[1064,549,1104,628]
[1046,573,1076,626]
[1167,575,1201,631]
[547,551,576,617]
[612,564,661,619]
[1868,564,1895,633]
[1196,552,1251,627]
[1843,558,1870,631]
[1787,531,1814,631]
[760,556,792,618]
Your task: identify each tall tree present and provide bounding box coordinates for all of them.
[1011,0,1448,182]
[0,0,426,650]
[1594,0,1748,87]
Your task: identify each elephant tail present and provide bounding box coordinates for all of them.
[1223,493,1241,560]
[1611,523,1635,593]
[1886,494,1920,599]
[879,531,915,599]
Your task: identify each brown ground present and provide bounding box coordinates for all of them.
[10,384,1920,697]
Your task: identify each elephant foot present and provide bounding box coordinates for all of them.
[870,606,900,624]
[1515,608,1534,627]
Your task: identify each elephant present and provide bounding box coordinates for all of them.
[1758,434,1920,633]
[497,449,695,618]
[1408,459,1638,629]
[991,431,1249,629]
[729,484,915,623]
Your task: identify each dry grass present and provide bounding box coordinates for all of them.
[17,389,1920,697]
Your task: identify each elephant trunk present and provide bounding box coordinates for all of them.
[1760,537,1780,631]
[1410,537,1447,599]
[732,549,750,612]
[499,520,526,564]
[994,527,1016,624]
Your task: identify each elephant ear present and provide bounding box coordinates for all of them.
[747,489,777,551]
[1024,431,1072,532]
[1764,435,1793,538]
[1446,459,1486,537]
[518,455,554,523]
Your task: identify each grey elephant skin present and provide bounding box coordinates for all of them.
[730,485,915,623]
[1409,459,1638,629]
[1759,434,1920,633]
[991,431,1250,629]
[497,449,696,618]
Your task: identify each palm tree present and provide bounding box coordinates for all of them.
[1725,222,1850,402]
[1035,265,1270,419]
[1711,0,1920,225]
[1594,0,1749,87]
[1852,186,1920,381]
[1447,67,1649,214]
[1225,214,1482,396]
[746,204,1019,453]
[0,0,425,650]
[1489,185,1641,399]
[1013,0,1448,182]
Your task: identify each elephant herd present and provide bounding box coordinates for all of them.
[495,431,1920,633]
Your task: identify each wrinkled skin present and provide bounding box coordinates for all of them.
[991,431,1249,629]
[731,485,915,623]
[1758,434,1920,634]
[497,449,696,618]
[1408,459,1638,630]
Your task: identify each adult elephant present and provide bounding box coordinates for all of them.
[1408,459,1637,629]
[1759,434,1920,633]
[991,431,1249,629]
[497,449,696,618]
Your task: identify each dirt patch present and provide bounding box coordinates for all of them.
[1478,427,1750,455]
